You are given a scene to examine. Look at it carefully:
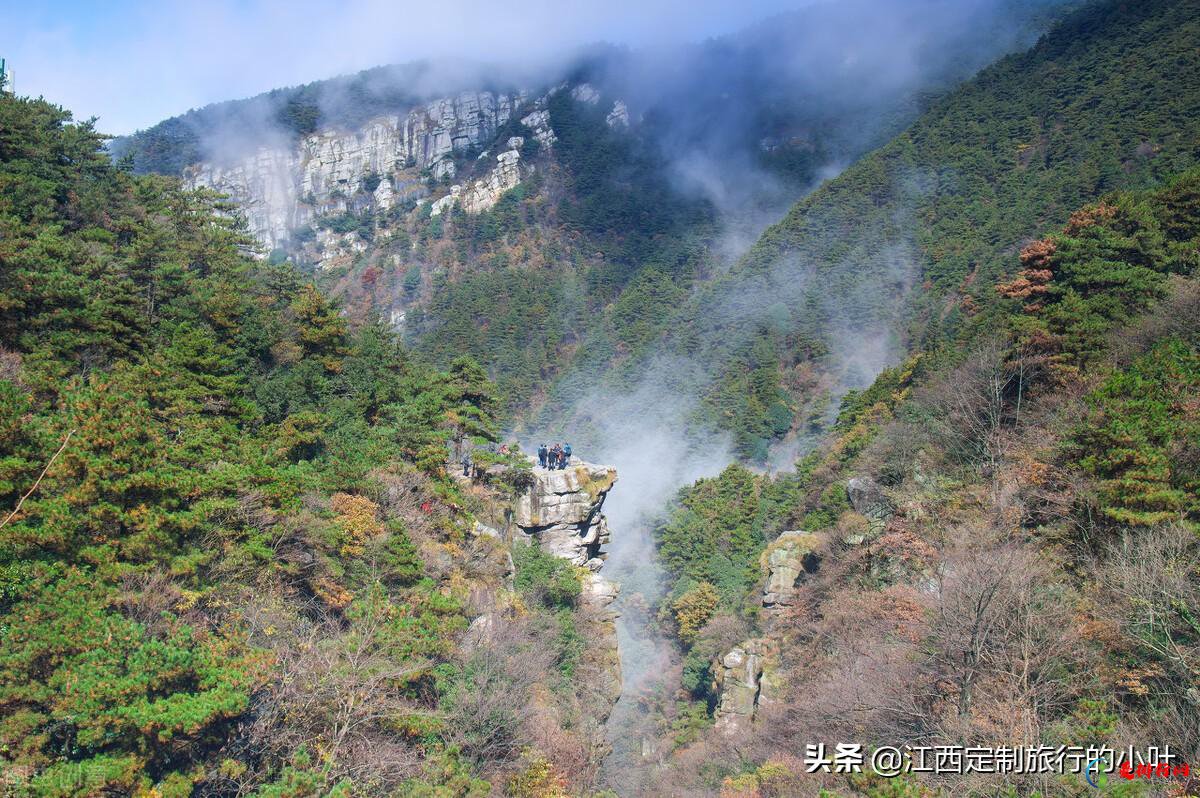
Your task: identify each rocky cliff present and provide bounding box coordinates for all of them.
[181,82,627,269]
[514,460,623,705]
[761,530,819,609]
[712,639,765,732]
[184,90,544,254]
[514,461,617,569]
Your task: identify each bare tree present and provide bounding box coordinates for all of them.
[916,337,1027,489]
[922,535,1081,747]
[441,614,553,766]
[237,588,430,792]
[1099,525,1200,758]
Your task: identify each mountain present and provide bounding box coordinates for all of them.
[634,0,1200,460]
[5,0,1199,794]
[0,89,623,796]
[110,0,1077,426]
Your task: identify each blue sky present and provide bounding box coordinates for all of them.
[0,0,808,135]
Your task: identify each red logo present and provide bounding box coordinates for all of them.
[1118,760,1191,781]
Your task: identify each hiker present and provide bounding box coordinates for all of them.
[563,443,572,467]
[550,443,562,470]
[537,443,548,468]
[461,450,472,477]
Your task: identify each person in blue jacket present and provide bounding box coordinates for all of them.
[563,443,572,466]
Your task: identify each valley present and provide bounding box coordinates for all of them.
[2,0,1199,795]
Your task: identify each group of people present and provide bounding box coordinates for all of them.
[459,440,576,478]
[538,442,572,470]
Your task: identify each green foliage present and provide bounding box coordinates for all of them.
[375,520,424,587]
[548,90,712,281]
[1069,338,1200,527]
[250,749,352,798]
[0,568,266,790]
[512,541,580,610]
[415,267,576,410]
[321,209,374,239]
[655,464,798,616]
[994,169,1200,373]
[681,0,1200,453]
[669,701,713,747]
[0,90,503,792]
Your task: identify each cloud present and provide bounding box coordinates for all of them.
[1,0,813,135]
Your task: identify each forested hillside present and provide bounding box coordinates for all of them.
[5,0,1200,795]
[0,91,612,797]
[107,0,1081,444]
[638,163,1200,798]
[659,0,1200,459]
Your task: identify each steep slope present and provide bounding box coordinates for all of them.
[585,2,1200,791]
[110,0,1079,424]
[636,163,1200,798]
[629,0,1200,460]
[0,90,622,797]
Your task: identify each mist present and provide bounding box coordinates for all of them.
[24,0,1073,788]
[3,0,809,136]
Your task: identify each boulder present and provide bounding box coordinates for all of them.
[713,639,765,732]
[847,476,889,518]
[761,531,819,608]
[846,476,892,543]
[471,520,501,539]
[582,572,620,610]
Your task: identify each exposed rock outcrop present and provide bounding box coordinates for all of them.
[431,139,525,217]
[583,571,623,705]
[713,639,765,732]
[520,109,557,149]
[846,476,892,544]
[606,100,630,129]
[185,90,529,253]
[510,461,623,707]
[514,461,617,567]
[761,530,819,608]
[180,82,634,271]
[571,83,601,105]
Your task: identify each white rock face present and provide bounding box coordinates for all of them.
[520,109,557,148]
[431,142,524,217]
[571,83,601,105]
[606,100,630,129]
[514,461,617,566]
[761,531,819,608]
[185,89,528,252]
[429,184,462,216]
[181,82,631,267]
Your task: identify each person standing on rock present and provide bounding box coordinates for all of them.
[550,443,562,470]
[461,450,472,478]
[538,443,548,469]
[563,443,572,467]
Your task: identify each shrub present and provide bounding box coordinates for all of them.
[512,542,580,609]
[671,581,720,644]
